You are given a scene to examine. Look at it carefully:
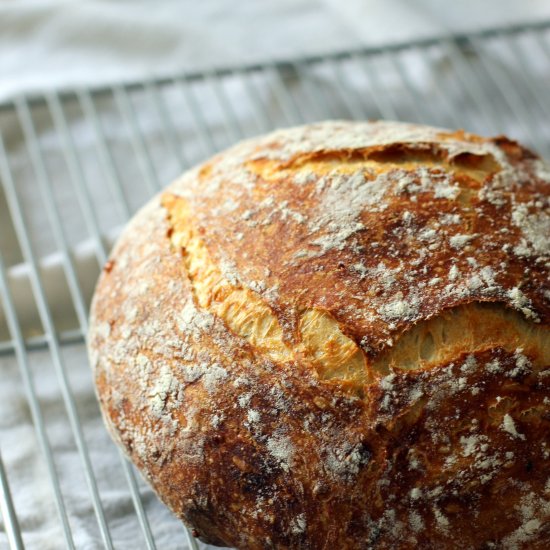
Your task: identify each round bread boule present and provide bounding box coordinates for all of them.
[89,121,550,549]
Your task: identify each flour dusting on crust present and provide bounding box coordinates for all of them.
[90,121,550,549]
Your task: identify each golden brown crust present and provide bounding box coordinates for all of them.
[89,121,550,549]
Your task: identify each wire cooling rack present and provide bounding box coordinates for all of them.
[1,20,550,550]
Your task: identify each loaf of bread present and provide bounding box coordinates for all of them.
[89,121,550,549]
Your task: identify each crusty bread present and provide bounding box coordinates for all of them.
[88,121,550,549]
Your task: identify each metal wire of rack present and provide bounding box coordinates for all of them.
[1,20,550,550]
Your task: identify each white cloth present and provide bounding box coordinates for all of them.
[2,0,550,101]
[1,345,197,550]
[1,2,549,549]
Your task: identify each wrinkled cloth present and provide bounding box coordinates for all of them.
[2,0,550,101]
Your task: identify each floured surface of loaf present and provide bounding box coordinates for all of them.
[89,121,550,549]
